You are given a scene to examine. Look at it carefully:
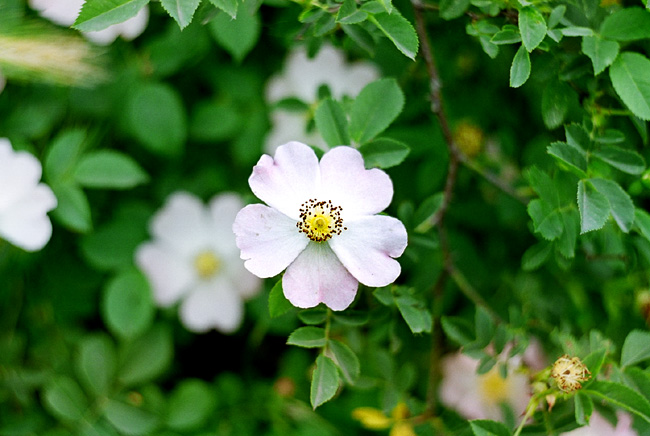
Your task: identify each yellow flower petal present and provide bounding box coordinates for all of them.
[352,407,392,430]
[390,421,416,436]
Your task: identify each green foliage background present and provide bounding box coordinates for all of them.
[2,0,650,434]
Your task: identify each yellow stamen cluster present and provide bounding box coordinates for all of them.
[296,199,346,242]
[550,354,591,393]
[194,250,221,279]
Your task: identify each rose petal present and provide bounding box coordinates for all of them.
[0,144,44,211]
[179,279,243,333]
[283,242,358,310]
[248,142,320,219]
[0,184,57,251]
[319,146,393,218]
[233,204,308,278]
[328,215,407,287]
[207,193,244,258]
[135,242,194,307]
[264,111,326,155]
[222,255,262,300]
[150,192,210,256]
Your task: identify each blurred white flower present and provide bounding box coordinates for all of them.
[0,138,57,251]
[264,44,380,153]
[561,411,637,436]
[439,349,534,421]
[135,192,261,333]
[28,0,149,45]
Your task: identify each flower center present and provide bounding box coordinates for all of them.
[194,250,221,279]
[478,368,511,404]
[296,199,346,242]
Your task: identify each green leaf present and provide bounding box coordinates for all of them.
[490,26,521,45]
[342,24,376,55]
[44,129,86,184]
[441,316,475,345]
[165,379,215,431]
[593,146,646,175]
[102,269,155,340]
[209,0,238,18]
[328,339,360,384]
[548,5,566,28]
[621,330,650,367]
[73,0,149,32]
[510,45,531,88]
[601,8,650,41]
[336,0,368,24]
[104,399,159,435]
[394,289,433,334]
[297,308,328,325]
[609,52,650,121]
[581,36,619,75]
[358,138,410,169]
[413,193,444,232]
[624,367,650,402]
[557,209,579,258]
[565,124,591,150]
[522,240,552,271]
[574,392,594,426]
[561,26,593,37]
[310,354,340,409]
[542,80,572,129]
[269,279,293,318]
[582,348,607,382]
[118,325,173,386]
[584,381,650,423]
[590,178,634,233]
[577,180,610,234]
[160,0,200,29]
[73,150,149,189]
[80,204,150,271]
[287,327,327,348]
[126,82,187,157]
[470,419,511,436]
[209,10,261,63]
[518,6,547,52]
[51,183,92,233]
[42,376,87,422]
[440,0,470,20]
[368,11,419,60]
[314,99,350,148]
[547,141,588,177]
[75,334,116,397]
[349,79,405,145]
[635,208,650,241]
[475,306,496,347]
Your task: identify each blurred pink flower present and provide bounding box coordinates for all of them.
[264,44,379,153]
[439,350,532,421]
[233,141,407,310]
[29,0,149,45]
[561,411,637,436]
[136,192,261,333]
[0,138,57,251]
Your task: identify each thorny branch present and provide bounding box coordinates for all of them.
[412,0,509,419]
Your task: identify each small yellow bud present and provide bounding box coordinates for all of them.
[390,421,416,436]
[454,120,484,158]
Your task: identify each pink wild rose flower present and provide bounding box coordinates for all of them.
[233,141,408,310]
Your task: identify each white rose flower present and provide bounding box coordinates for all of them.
[264,44,380,153]
[136,192,261,333]
[0,138,57,251]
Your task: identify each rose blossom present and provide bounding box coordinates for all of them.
[233,141,408,310]
[264,44,379,153]
[0,138,57,251]
[135,192,261,333]
[438,342,546,422]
